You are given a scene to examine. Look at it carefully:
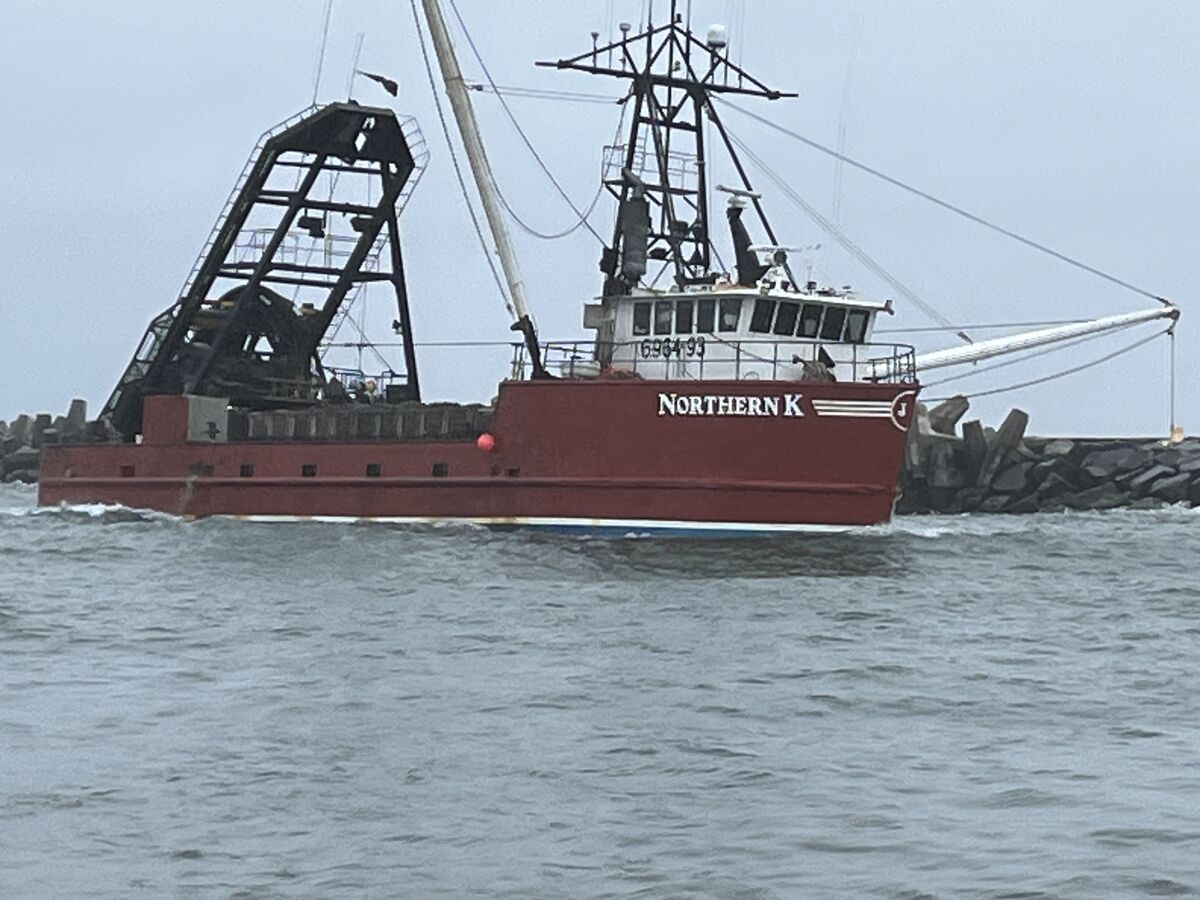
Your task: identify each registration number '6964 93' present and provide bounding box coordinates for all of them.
[639,336,706,359]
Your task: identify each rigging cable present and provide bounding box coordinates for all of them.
[922,323,1148,390]
[877,319,1088,335]
[1169,322,1178,437]
[322,306,394,371]
[346,32,366,97]
[924,328,1170,404]
[716,97,1173,306]
[310,0,335,104]
[488,96,627,241]
[447,0,608,245]
[465,83,620,105]
[500,178,608,241]
[408,0,514,316]
[727,129,971,341]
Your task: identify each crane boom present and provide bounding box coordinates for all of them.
[913,305,1180,373]
[419,0,546,374]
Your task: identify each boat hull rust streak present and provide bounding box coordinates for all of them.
[39,378,918,532]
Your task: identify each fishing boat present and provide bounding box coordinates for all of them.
[36,1,1178,535]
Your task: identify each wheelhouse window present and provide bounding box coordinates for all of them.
[749,299,775,333]
[718,298,741,332]
[844,309,870,344]
[773,301,800,336]
[798,303,823,338]
[820,306,848,341]
[675,299,694,334]
[632,302,651,336]
[654,301,673,335]
[637,297,739,335]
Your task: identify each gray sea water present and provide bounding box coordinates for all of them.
[1,482,1198,899]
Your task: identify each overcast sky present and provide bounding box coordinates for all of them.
[1,0,1196,436]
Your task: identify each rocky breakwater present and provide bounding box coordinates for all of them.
[898,396,1200,514]
[0,399,88,485]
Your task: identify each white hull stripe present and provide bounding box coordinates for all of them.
[812,399,895,419]
[812,401,893,410]
[812,410,894,417]
[222,514,863,535]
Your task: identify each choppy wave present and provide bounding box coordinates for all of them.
[883,504,1200,538]
[2,478,1198,898]
[0,491,178,526]
[5,480,1196,540]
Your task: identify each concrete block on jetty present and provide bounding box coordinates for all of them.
[898,395,1200,514]
[0,398,89,484]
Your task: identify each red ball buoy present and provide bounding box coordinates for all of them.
[476,432,496,452]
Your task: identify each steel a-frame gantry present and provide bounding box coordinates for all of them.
[102,103,423,439]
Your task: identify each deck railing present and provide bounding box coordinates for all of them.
[511,338,917,384]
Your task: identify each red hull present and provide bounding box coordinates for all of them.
[38,379,918,532]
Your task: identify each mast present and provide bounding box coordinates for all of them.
[419,0,546,375]
[539,2,795,299]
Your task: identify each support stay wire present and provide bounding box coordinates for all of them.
[1168,322,1178,437]
[447,0,609,245]
[727,129,970,340]
[716,96,1173,306]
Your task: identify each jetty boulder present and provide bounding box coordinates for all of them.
[29,414,51,450]
[978,494,1012,513]
[1127,465,1176,496]
[1036,472,1075,499]
[1081,446,1152,481]
[1030,457,1075,488]
[10,415,31,448]
[897,402,1200,515]
[928,395,969,436]
[961,420,988,483]
[992,462,1034,494]
[1149,472,1192,504]
[1065,484,1128,510]
[976,408,1029,490]
[1042,439,1078,460]
[64,399,87,437]
[1007,494,1042,514]
[3,446,40,483]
